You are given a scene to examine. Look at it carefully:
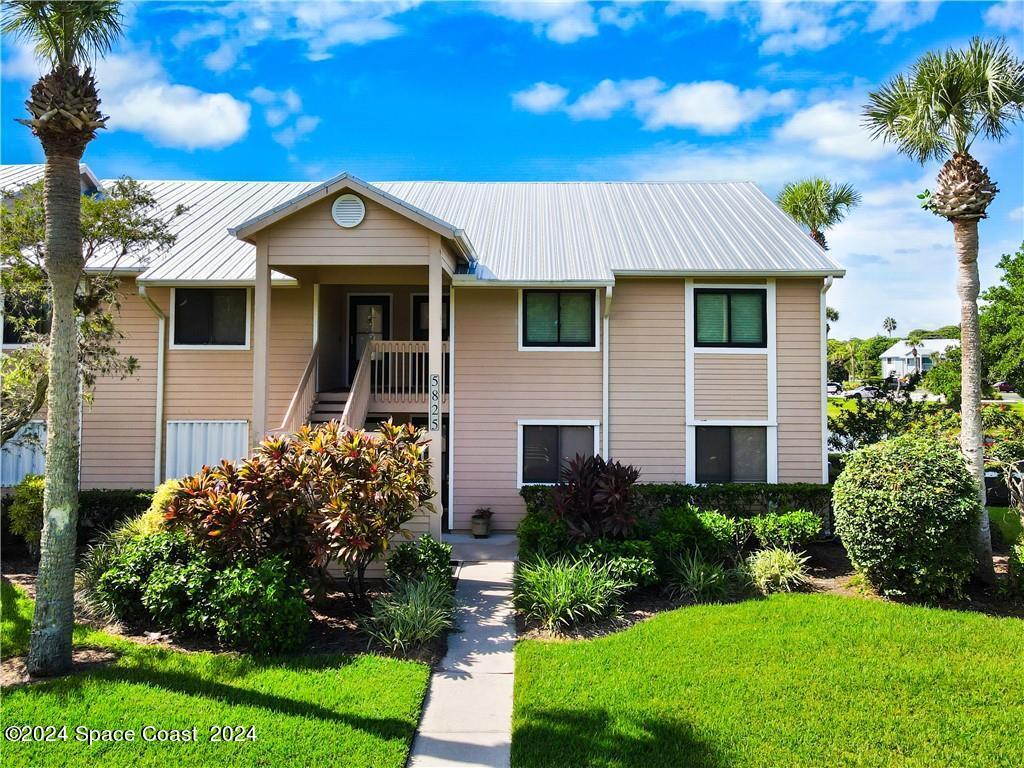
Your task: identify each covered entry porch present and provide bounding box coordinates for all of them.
[235,174,474,537]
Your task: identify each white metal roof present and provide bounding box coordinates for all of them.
[0,166,845,284]
[880,338,960,359]
[0,163,101,195]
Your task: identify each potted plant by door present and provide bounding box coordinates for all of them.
[471,507,493,539]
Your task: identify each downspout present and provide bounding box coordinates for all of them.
[602,285,613,457]
[139,285,166,488]
[820,276,834,494]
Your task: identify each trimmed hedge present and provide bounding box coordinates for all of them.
[5,474,152,553]
[521,482,833,532]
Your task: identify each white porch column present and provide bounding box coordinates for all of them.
[427,235,444,537]
[251,240,271,446]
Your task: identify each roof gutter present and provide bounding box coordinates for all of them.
[138,285,165,488]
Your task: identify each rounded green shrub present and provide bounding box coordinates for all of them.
[386,534,452,584]
[833,433,978,600]
[142,558,216,633]
[8,474,44,553]
[210,558,310,654]
[516,508,573,561]
[751,509,821,550]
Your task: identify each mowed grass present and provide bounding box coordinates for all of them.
[512,593,1024,768]
[2,579,35,659]
[1,583,430,768]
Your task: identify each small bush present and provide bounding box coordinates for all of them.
[360,577,456,653]
[745,547,810,595]
[386,534,452,584]
[210,558,310,654]
[92,532,199,623]
[517,507,574,561]
[513,557,627,631]
[665,550,731,603]
[578,539,658,591]
[142,559,216,633]
[8,475,44,553]
[651,506,745,569]
[751,509,821,550]
[1008,543,1024,598]
[833,434,978,600]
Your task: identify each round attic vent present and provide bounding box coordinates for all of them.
[332,193,365,228]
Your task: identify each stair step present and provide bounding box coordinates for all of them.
[316,391,350,403]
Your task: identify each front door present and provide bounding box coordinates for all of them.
[349,296,391,385]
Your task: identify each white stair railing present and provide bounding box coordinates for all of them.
[369,340,449,403]
[276,341,319,435]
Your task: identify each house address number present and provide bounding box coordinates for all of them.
[429,374,441,432]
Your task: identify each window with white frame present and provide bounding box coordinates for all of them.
[694,288,766,348]
[520,423,597,484]
[172,288,249,347]
[695,426,767,483]
[521,290,596,348]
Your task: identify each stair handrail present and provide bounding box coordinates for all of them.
[339,339,373,430]
[277,340,319,434]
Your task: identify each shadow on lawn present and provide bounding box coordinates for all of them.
[1,578,32,658]
[34,653,412,741]
[512,707,728,768]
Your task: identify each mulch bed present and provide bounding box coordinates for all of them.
[518,540,1024,640]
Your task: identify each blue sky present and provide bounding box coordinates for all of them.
[2,1,1023,337]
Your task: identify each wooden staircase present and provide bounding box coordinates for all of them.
[309,391,349,424]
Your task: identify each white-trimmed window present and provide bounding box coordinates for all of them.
[518,420,600,486]
[694,288,766,348]
[519,289,598,351]
[165,420,249,479]
[695,426,767,483]
[171,287,251,349]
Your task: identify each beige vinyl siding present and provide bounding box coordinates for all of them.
[266,197,430,262]
[608,279,686,481]
[268,283,315,429]
[80,282,158,489]
[776,278,825,482]
[693,354,769,420]
[452,287,603,531]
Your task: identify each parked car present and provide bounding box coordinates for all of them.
[993,380,1015,393]
[827,381,843,396]
[844,385,883,400]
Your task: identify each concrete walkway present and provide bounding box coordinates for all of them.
[408,535,517,768]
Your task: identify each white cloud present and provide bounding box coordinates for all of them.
[865,1,941,42]
[1009,205,1024,222]
[485,1,643,43]
[273,115,321,149]
[637,81,795,133]
[775,100,894,161]
[512,82,570,113]
[985,0,1024,32]
[756,2,850,56]
[514,77,793,134]
[172,1,420,71]
[665,1,732,22]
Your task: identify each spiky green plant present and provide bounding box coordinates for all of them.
[776,177,860,250]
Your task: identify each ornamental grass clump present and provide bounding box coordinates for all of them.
[514,557,627,632]
[360,577,456,654]
[833,433,978,600]
[745,547,810,595]
[665,550,731,604]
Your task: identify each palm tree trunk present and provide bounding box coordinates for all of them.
[953,218,995,584]
[27,153,84,676]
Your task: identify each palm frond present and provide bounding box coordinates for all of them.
[2,1,123,69]
[776,177,860,234]
[863,36,1024,163]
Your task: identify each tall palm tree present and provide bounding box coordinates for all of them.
[864,36,1024,583]
[826,306,839,335]
[3,0,123,675]
[883,317,897,337]
[776,177,861,250]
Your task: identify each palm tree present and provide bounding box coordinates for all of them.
[3,0,123,675]
[776,177,861,250]
[864,36,1024,583]
[883,317,897,337]
[826,306,839,335]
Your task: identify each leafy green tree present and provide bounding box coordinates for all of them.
[882,317,897,336]
[907,324,960,343]
[980,243,1024,392]
[776,177,860,250]
[864,36,1024,581]
[826,305,839,334]
[922,347,964,409]
[3,0,125,675]
[1,178,183,445]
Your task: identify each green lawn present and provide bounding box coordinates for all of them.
[1,582,430,768]
[989,506,1022,545]
[2,579,35,659]
[513,593,1024,768]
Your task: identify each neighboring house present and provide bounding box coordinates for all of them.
[1,164,844,534]
[879,338,960,378]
